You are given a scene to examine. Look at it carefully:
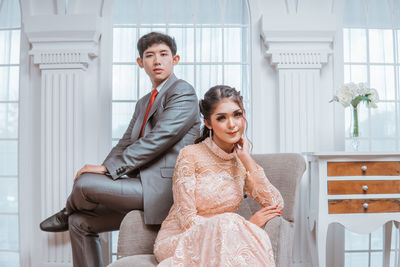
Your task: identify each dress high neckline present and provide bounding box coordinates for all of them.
[203,137,236,160]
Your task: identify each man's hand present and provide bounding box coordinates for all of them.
[74,164,107,182]
[249,205,282,228]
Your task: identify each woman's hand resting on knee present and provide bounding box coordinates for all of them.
[249,205,282,228]
[74,164,107,182]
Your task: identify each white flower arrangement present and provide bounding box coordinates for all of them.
[330,82,379,147]
[331,82,379,108]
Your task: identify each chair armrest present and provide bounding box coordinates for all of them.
[264,216,295,267]
[264,216,282,253]
[117,210,160,259]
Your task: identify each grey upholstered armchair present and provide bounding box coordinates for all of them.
[108,153,306,267]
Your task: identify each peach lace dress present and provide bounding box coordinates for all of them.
[154,137,284,267]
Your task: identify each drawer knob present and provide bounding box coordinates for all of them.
[362,185,368,191]
[363,203,369,209]
[361,165,368,171]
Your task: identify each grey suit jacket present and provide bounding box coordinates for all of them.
[103,74,200,224]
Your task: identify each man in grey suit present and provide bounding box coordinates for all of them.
[40,32,200,267]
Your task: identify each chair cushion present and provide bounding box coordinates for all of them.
[108,254,157,267]
[117,210,160,258]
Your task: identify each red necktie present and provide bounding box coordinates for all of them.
[139,89,158,138]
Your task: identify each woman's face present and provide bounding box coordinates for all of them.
[205,98,245,152]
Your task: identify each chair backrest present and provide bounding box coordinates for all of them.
[250,153,306,222]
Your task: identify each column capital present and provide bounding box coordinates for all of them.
[261,26,334,69]
[24,15,101,69]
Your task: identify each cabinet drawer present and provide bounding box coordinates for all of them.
[328,180,400,195]
[327,161,400,176]
[328,199,400,214]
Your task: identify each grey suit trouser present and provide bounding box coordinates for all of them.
[65,173,143,267]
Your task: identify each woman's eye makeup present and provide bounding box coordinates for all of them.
[215,110,242,121]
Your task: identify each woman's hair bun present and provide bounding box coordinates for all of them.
[199,99,204,114]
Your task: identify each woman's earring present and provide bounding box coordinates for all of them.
[209,128,212,138]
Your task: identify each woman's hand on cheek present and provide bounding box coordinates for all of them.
[234,136,258,172]
[234,136,250,158]
[249,205,282,228]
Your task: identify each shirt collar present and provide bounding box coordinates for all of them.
[154,75,171,93]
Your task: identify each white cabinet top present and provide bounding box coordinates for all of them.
[304,151,400,157]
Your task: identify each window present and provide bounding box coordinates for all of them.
[0,0,20,266]
[343,27,399,151]
[345,227,385,266]
[343,0,400,151]
[343,0,400,266]
[390,225,400,267]
[111,0,250,261]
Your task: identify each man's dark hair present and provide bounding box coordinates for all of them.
[137,32,177,58]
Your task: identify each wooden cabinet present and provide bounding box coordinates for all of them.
[306,152,400,267]
[327,180,400,195]
[328,198,400,214]
[327,161,400,176]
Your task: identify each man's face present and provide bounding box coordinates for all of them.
[137,43,180,88]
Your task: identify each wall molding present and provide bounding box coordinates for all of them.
[266,50,330,69]
[25,15,101,69]
[263,33,333,69]
[30,50,98,69]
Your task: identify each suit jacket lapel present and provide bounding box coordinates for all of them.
[144,74,178,126]
[131,93,151,140]
[131,74,178,140]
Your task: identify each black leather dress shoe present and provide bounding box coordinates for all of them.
[40,208,69,232]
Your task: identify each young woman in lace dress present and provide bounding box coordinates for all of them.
[154,85,284,266]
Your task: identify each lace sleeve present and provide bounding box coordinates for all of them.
[172,148,205,231]
[244,165,284,209]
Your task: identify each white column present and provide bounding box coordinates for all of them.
[264,36,332,153]
[39,68,84,265]
[24,15,100,266]
[263,32,334,267]
[278,69,319,152]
